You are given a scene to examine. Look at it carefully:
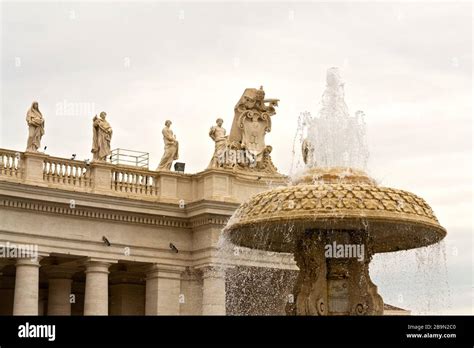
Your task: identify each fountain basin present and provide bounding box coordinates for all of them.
[224,168,446,254]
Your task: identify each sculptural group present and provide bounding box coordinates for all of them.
[24,86,280,173]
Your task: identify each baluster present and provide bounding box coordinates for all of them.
[59,163,63,183]
[63,163,67,184]
[125,172,129,193]
[76,165,81,187]
[43,161,48,181]
[61,163,66,183]
[13,154,18,177]
[66,164,70,184]
[71,165,76,186]
[53,162,59,183]
[145,175,149,195]
[84,166,90,187]
[7,155,12,176]
[69,164,72,184]
[48,161,53,181]
[138,174,142,194]
[1,154,6,175]
[7,155,11,176]
[111,171,115,190]
[50,162,54,182]
[128,172,132,193]
[54,162,59,183]
[8,155,15,176]
[6,154,10,176]
[120,172,125,192]
[70,164,74,185]
[134,173,139,194]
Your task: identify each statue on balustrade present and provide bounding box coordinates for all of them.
[157,120,179,171]
[26,101,45,152]
[207,118,228,169]
[91,112,113,161]
[302,138,315,165]
[208,86,279,173]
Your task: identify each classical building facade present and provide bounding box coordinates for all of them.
[0,149,298,315]
[0,86,410,315]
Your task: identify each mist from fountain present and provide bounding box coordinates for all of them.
[293,67,369,177]
[220,67,448,315]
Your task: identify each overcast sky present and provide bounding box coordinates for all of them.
[0,1,472,314]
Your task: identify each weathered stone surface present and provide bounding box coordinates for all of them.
[225,167,446,253]
[157,120,179,171]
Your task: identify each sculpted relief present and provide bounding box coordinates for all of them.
[208,86,279,173]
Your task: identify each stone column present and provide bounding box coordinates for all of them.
[83,261,110,315]
[46,267,76,316]
[109,272,145,315]
[201,266,226,315]
[13,258,41,315]
[145,265,182,315]
[179,268,203,315]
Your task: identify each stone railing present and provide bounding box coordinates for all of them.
[0,149,21,179]
[43,156,92,189]
[0,148,286,203]
[112,167,159,196]
[0,149,165,200]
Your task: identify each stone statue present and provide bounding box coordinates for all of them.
[224,86,279,173]
[91,112,113,162]
[157,120,179,171]
[207,118,228,169]
[26,101,45,152]
[302,139,314,165]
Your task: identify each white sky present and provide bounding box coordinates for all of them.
[0,1,472,314]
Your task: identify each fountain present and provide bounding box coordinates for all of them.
[224,68,447,315]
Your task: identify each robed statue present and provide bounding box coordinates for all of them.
[157,120,179,171]
[26,101,45,152]
[207,118,227,168]
[91,112,113,161]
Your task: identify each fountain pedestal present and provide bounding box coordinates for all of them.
[286,229,383,315]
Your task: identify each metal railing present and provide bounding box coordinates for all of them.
[110,148,149,169]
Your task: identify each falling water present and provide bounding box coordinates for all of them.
[293,67,369,174]
[217,223,297,315]
[371,242,452,314]
[219,66,451,315]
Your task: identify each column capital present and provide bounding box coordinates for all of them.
[15,257,42,267]
[42,265,77,279]
[109,271,144,285]
[83,260,111,275]
[146,264,185,281]
[197,265,229,279]
[181,267,202,281]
